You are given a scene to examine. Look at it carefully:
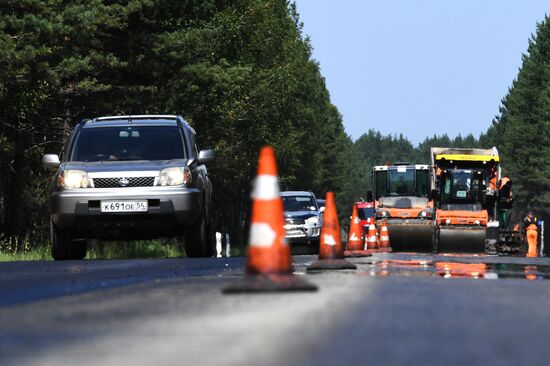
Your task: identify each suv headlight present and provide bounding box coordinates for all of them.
[157,167,192,186]
[305,216,319,225]
[58,170,90,189]
[377,210,389,218]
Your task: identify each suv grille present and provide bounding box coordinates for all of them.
[285,218,305,225]
[93,177,155,188]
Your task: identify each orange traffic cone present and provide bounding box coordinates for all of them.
[379,220,392,252]
[344,205,372,258]
[224,146,317,293]
[307,192,356,271]
[366,222,379,250]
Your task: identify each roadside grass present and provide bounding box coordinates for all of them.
[0,238,242,261]
[0,239,185,261]
[0,245,52,261]
[229,246,245,257]
[86,239,185,259]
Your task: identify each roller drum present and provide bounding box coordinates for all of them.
[385,222,434,252]
[436,226,486,253]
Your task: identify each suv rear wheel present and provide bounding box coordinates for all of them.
[51,221,87,260]
[204,203,216,257]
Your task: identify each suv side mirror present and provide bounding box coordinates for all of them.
[42,154,60,168]
[197,149,215,165]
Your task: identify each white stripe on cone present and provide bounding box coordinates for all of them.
[323,234,337,246]
[251,175,280,200]
[249,222,276,247]
[350,232,359,241]
[380,227,389,241]
[367,224,377,242]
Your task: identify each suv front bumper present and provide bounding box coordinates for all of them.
[50,186,202,238]
[283,223,321,244]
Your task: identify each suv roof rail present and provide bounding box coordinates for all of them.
[93,115,178,122]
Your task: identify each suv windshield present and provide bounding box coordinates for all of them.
[70,126,186,162]
[282,195,318,212]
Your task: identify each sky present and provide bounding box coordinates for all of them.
[293,1,550,144]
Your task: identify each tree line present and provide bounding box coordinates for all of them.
[0,1,547,251]
[481,15,550,222]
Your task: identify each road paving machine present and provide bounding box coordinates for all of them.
[430,147,514,253]
[372,163,434,251]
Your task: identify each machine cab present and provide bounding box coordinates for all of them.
[374,164,430,199]
[373,164,433,220]
[431,149,500,214]
[439,169,485,208]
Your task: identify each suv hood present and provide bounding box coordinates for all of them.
[284,210,319,220]
[61,159,189,173]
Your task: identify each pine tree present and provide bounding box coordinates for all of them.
[483,15,550,220]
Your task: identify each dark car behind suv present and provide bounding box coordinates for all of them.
[281,191,323,253]
[42,115,215,260]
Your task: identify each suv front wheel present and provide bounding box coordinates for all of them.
[51,221,87,260]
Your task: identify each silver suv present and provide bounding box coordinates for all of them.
[42,115,215,260]
[281,191,323,253]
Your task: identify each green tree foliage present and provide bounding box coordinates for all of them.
[0,0,68,246]
[350,130,415,200]
[482,15,550,220]
[0,0,352,248]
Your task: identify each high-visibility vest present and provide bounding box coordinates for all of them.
[499,177,510,190]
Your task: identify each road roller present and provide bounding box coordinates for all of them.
[430,147,507,253]
[372,163,434,252]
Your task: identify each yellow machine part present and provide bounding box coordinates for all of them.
[435,154,499,162]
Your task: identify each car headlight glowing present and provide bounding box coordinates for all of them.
[157,167,192,186]
[305,216,319,225]
[58,170,90,189]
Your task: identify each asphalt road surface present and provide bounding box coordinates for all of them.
[2,252,550,366]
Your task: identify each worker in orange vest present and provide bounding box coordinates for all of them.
[524,212,538,257]
[499,177,512,197]
[498,176,512,205]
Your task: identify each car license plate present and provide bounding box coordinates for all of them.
[100,200,148,213]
